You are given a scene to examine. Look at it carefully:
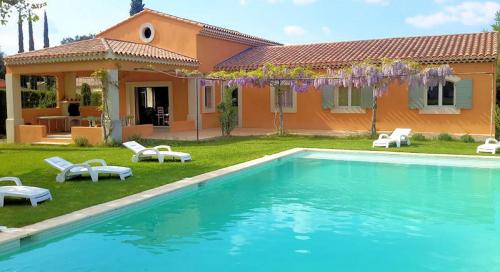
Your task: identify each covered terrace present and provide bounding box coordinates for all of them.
[4,38,201,144]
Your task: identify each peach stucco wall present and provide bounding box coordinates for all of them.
[98,11,201,59]
[22,108,62,125]
[122,124,154,141]
[71,127,103,145]
[241,62,496,136]
[16,125,47,144]
[196,35,250,73]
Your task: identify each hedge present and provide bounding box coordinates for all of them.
[21,89,57,108]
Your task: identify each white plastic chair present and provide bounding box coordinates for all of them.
[123,141,192,163]
[373,128,412,148]
[0,177,52,207]
[476,138,500,154]
[44,157,132,182]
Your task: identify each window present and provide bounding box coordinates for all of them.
[139,23,155,43]
[270,85,297,113]
[202,86,215,113]
[426,81,455,107]
[336,86,361,107]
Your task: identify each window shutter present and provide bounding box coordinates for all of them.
[455,79,472,109]
[321,86,334,109]
[408,85,425,109]
[360,87,373,109]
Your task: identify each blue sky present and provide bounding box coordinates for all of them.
[0,0,499,55]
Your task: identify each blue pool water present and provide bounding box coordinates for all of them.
[1,151,500,271]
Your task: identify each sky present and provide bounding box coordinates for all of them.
[0,0,499,55]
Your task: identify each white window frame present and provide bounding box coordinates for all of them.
[139,23,155,43]
[334,86,362,108]
[202,85,215,113]
[424,82,456,108]
[270,85,297,113]
[420,76,461,115]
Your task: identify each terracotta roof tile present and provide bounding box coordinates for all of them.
[4,38,199,66]
[216,32,498,70]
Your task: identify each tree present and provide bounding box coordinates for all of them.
[92,69,115,143]
[27,11,34,51]
[314,60,452,138]
[0,0,46,25]
[209,64,316,136]
[60,34,95,45]
[17,12,23,53]
[43,10,48,48]
[129,0,144,16]
[217,86,238,136]
[0,51,5,79]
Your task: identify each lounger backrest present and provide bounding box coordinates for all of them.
[123,141,146,154]
[44,156,73,171]
[390,128,411,139]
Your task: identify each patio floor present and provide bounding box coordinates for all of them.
[146,127,367,141]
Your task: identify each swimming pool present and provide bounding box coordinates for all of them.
[1,150,500,271]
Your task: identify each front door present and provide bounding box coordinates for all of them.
[135,87,169,126]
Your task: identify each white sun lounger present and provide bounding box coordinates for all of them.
[0,177,52,207]
[476,138,500,154]
[373,128,412,148]
[123,141,192,163]
[44,157,132,182]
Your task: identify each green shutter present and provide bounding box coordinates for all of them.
[408,85,425,109]
[455,79,472,109]
[360,87,373,109]
[321,86,334,109]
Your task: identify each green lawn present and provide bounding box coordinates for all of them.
[0,135,496,227]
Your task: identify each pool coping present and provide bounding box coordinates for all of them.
[1,147,500,251]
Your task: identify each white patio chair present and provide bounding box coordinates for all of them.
[0,177,52,207]
[44,157,132,182]
[373,128,412,148]
[476,138,500,154]
[123,141,192,163]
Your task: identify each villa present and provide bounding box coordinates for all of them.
[3,8,498,144]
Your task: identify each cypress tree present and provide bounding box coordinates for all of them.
[43,11,49,48]
[130,0,145,16]
[28,12,35,51]
[17,13,24,53]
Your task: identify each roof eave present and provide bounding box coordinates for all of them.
[5,52,200,68]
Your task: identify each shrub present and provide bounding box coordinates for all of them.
[460,134,475,143]
[411,133,426,141]
[217,87,238,136]
[126,134,145,143]
[90,91,102,106]
[437,133,454,141]
[81,83,91,106]
[74,136,90,147]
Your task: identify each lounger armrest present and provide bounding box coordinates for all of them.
[82,159,107,166]
[378,134,389,140]
[0,177,22,186]
[154,145,172,152]
[58,163,98,182]
[137,148,161,157]
[485,138,498,145]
